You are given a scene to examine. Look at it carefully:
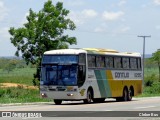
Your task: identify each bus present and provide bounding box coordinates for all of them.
[40,48,142,105]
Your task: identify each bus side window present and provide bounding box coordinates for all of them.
[88,55,96,68]
[114,57,122,69]
[122,57,129,69]
[137,58,141,69]
[130,58,137,69]
[105,56,114,68]
[96,56,105,68]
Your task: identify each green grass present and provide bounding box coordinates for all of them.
[145,67,159,77]
[0,87,51,104]
[0,67,52,104]
[0,68,36,86]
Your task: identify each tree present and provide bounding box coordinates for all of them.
[3,60,17,73]
[151,49,160,81]
[9,0,77,86]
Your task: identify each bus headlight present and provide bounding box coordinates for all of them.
[41,93,48,98]
[67,93,74,96]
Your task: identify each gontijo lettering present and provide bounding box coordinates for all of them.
[115,72,129,78]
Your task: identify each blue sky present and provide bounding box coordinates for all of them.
[0,0,160,56]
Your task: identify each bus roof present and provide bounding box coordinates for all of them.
[44,48,141,57]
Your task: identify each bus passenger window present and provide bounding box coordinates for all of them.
[88,55,96,68]
[130,58,137,69]
[96,56,105,68]
[137,58,141,69]
[105,57,113,68]
[114,57,122,69]
[122,58,129,69]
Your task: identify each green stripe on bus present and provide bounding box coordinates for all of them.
[100,70,111,97]
[95,70,112,98]
[94,70,107,97]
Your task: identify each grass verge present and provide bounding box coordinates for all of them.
[0,87,51,104]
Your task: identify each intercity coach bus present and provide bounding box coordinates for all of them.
[40,48,142,105]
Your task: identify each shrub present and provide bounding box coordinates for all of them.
[144,74,158,87]
[143,82,160,94]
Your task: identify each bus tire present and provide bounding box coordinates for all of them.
[128,89,132,101]
[83,90,92,104]
[123,88,128,101]
[54,100,62,105]
[93,98,105,103]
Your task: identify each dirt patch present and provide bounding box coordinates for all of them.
[0,83,38,90]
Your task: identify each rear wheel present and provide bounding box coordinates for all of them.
[128,89,132,101]
[54,100,62,105]
[83,90,92,104]
[123,88,128,101]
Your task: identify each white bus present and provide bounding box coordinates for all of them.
[40,48,142,105]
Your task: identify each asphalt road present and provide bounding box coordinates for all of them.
[0,97,160,120]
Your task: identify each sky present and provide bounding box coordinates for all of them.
[0,0,160,56]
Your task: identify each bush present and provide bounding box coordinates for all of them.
[144,74,158,86]
[143,82,160,94]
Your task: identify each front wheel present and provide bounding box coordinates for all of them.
[54,100,62,105]
[83,90,92,104]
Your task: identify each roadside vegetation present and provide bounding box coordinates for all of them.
[0,58,52,103]
[138,50,160,97]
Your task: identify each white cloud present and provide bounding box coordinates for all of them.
[102,11,124,21]
[0,1,8,21]
[153,0,160,5]
[81,9,97,18]
[68,9,98,25]
[118,0,127,6]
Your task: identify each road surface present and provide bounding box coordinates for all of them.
[0,97,160,120]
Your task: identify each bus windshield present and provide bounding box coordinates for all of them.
[42,55,78,64]
[41,65,78,86]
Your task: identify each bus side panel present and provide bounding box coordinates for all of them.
[106,70,123,97]
[106,70,142,97]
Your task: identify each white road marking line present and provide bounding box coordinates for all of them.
[134,106,155,109]
[104,110,113,111]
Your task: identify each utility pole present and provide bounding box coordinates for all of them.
[137,35,151,85]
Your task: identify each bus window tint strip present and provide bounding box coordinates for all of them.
[42,55,78,64]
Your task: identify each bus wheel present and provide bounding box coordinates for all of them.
[128,89,132,101]
[123,88,128,101]
[93,98,105,103]
[83,90,92,104]
[54,100,62,105]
